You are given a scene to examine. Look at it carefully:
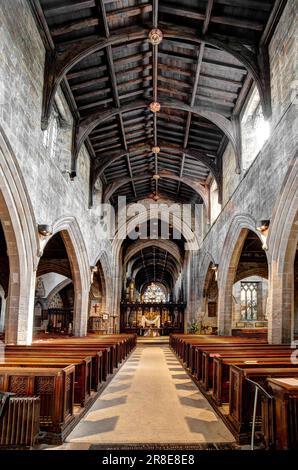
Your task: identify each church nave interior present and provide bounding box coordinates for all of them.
[0,0,297,453]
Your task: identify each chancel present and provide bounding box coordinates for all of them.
[0,0,297,453]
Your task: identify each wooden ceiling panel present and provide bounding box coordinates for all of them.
[32,0,284,205]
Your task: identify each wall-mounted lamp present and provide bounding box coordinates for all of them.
[256,219,270,232]
[90,265,98,283]
[62,170,76,180]
[38,224,53,236]
[211,263,219,281]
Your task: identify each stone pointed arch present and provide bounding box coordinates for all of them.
[92,247,113,315]
[124,239,182,267]
[46,278,72,308]
[266,154,298,344]
[0,124,39,345]
[40,216,91,336]
[217,214,267,336]
[110,204,200,325]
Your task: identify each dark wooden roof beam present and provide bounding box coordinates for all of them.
[158,62,193,77]
[67,64,107,80]
[159,4,263,30]
[91,131,119,143]
[120,88,152,101]
[108,4,152,21]
[158,75,192,90]
[90,123,118,136]
[200,73,243,87]
[196,94,235,107]
[158,51,195,65]
[93,138,121,150]
[198,84,238,99]
[116,64,152,78]
[94,142,122,152]
[75,87,112,101]
[114,51,152,67]
[51,18,100,38]
[118,76,152,91]
[215,0,271,11]
[78,97,114,110]
[71,75,109,91]
[203,58,246,72]
[203,0,214,35]
[44,0,96,17]
[158,87,189,99]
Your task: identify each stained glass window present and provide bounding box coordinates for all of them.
[240,281,259,320]
[143,283,166,303]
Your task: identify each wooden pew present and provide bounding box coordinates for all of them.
[228,365,298,441]
[201,346,293,391]
[182,337,266,371]
[0,365,75,436]
[22,342,116,376]
[170,334,266,365]
[265,377,298,449]
[192,344,290,382]
[212,355,294,405]
[1,356,92,407]
[6,347,106,395]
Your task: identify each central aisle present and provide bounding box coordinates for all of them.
[66,343,235,447]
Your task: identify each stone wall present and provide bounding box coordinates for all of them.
[195,0,298,339]
[0,0,113,266]
[0,0,115,340]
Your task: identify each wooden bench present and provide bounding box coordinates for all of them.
[0,365,75,436]
[228,365,298,441]
[212,355,294,405]
[1,356,92,407]
[264,377,298,449]
[6,346,106,396]
[201,346,293,391]
[192,344,290,382]
[179,336,266,371]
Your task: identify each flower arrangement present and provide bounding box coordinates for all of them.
[188,320,200,334]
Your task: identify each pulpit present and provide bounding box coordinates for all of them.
[88,316,107,335]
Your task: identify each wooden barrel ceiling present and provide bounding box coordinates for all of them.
[29,0,286,207]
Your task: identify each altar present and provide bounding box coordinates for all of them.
[143,327,161,337]
[120,301,185,335]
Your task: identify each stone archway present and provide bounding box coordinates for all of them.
[217,214,266,335]
[202,261,219,331]
[111,204,200,330]
[38,217,91,336]
[267,155,298,344]
[0,124,39,344]
[92,249,112,315]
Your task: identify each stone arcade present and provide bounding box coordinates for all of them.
[0,0,297,451]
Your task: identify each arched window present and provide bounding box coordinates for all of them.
[143,283,166,303]
[42,112,59,160]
